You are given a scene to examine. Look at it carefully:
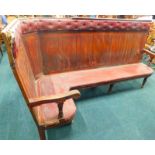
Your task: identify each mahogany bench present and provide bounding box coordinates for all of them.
[2,18,154,140]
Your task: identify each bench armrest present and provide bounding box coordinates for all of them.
[29,90,80,107]
[29,90,80,119]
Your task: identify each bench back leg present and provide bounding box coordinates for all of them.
[108,84,114,93]
[141,77,148,88]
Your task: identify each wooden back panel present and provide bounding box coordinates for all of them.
[3,19,150,100]
[8,36,36,100]
[39,31,148,74]
[15,37,36,98]
[22,33,43,79]
[18,18,150,75]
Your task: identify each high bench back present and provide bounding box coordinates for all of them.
[2,18,151,101]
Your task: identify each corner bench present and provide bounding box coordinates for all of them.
[2,18,154,140]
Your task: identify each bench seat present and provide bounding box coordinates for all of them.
[33,79,76,127]
[34,63,153,127]
[51,63,153,90]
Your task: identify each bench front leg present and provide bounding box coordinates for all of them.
[141,77,148,88]
[38,126,46,140]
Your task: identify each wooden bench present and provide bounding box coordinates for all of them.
[2,18,154,140]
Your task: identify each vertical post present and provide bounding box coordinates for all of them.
[58,102,64,119]
[141,77,148,88]
[57,101,64,124]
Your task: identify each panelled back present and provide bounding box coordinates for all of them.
[15,37,36,98]
[39,30,148,74]
[22,33,43,78]
[92,31,147,66]
[3,19,151,108]
[39,32,77,74]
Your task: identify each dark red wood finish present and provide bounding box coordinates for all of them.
[2,19,153,140]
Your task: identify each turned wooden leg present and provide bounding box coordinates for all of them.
[108,84,114,93]
[38,127,46,140]
[141,77,148,88]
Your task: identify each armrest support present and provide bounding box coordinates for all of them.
[29,90,80,108]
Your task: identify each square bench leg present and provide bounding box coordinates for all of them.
[141,77,148,88]
[108,84,114,93]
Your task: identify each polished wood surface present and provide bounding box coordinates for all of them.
[22,33,43,79]
[15,36,36,98]
[39,63,153,91]
[37,31,148,74]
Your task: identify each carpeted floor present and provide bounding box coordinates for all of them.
[0,49,155,140]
